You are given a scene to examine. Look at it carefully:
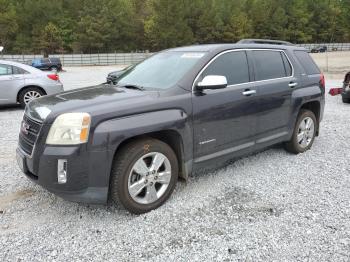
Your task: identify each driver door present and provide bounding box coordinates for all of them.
[192,50,259,162]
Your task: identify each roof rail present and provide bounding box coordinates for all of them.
[237,39,294,46]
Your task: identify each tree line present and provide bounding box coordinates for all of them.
[0,0,349,54]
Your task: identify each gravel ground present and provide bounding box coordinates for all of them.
[0,70,349,261]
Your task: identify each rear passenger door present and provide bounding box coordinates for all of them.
[250,50,296,143]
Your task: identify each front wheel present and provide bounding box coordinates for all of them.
[110,138,178,214]
[285,109,317,154]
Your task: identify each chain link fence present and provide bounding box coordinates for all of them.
[0,52,153,66]
[298,43,350,52]
[1,43,350,67]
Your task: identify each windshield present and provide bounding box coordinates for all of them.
[116,52,205,90]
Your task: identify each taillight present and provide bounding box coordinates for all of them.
[320,73,325,88]
[47,74,59,81]
[329,87,342,96]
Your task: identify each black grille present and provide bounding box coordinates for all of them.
[18,114,42,156]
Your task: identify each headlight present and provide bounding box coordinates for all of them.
[46,113,91,145]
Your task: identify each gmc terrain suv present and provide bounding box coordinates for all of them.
[17,41,325,214]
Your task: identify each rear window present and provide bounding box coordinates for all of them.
[252,50,289,81]
[294,51,320,75]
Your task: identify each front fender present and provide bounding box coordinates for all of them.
[88,109,192,186]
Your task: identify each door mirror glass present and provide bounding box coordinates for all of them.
[197,75,227,90]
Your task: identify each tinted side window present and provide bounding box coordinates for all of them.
[294,51,320,75]
[202,51,250,85]
[281,52,292,76]
[50,58,60,63]
[253,50,287,80]
[12,66,28,75]
[0,64,12,76]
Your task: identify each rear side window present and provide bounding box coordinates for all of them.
[0,64,12,75]
[281,52,292,76]
[12,66,28,75]
[202,51,250,85]
[252,50,289,81]
[294,51,320,75]
[50,58,61,62]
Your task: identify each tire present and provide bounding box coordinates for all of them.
[110,138,178,214]
[285,109,317,154]
[18,87,45,108]
[342,96,350,103]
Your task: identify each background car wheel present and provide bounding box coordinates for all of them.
[342,96,350,103]
[285,109,317,154]
[110,138,178,214]
[18,87,45,108]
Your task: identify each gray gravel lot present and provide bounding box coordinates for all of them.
[0,69,349,261]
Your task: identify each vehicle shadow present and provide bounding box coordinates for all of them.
[0,104,23,111]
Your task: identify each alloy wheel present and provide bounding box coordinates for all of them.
[23,90,42,104]
[128,152,172,205]
[297,116,315,148]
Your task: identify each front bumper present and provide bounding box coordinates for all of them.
[16,145,112,204]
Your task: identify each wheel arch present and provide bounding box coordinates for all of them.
[17,85,47,103]
[113,130,188,180]
[299,100,321,135]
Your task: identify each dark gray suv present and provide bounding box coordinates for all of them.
[16,41,325,214]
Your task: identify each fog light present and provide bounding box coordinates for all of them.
[57,159,67,184]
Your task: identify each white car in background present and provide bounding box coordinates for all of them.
[0,60,63,107]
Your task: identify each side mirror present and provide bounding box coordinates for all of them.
[196,75,228,90]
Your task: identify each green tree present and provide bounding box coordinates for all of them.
[36,23,63,56]
[2,0,350,53]
[145,0,195,50]
[0,0,18,51]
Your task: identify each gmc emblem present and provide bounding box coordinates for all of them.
[21,121,30,135]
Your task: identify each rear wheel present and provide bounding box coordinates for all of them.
[18,87,45,108]
[110,138,178,214]
[285,109,317,154]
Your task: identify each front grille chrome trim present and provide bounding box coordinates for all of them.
[18,114,43,158]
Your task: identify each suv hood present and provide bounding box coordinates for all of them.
[26,84,159,122]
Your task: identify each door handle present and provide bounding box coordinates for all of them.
[242,89,256,96]
[289,82,298,88]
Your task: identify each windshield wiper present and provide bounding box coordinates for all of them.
[119,84,145,91]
